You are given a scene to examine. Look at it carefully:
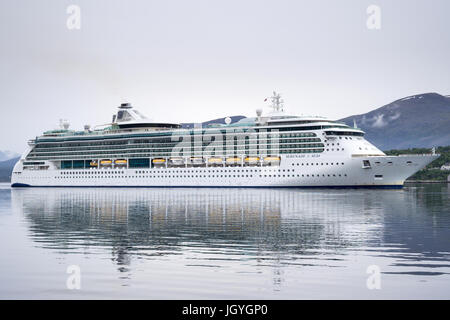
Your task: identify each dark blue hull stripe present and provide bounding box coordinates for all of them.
[11,183,403,189]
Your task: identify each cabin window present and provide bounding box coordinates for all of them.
[362,160,371,168]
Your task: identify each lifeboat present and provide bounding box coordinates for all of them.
[169,157,184,166]
[263,156,281,165]
[226,157,241,166]
[208,157,223,163]
[190,157,205,166]
[152,158,166,168]
[114,159,127,165]
[100,159,112,166]
[90,161,98,167]
[244,156,259,165]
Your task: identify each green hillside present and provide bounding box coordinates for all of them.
[385,146,450,181]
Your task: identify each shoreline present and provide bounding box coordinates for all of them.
[405,180,449,183]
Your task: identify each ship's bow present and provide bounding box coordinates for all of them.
[366,153,440,186]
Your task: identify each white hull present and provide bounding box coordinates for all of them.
[11,154,438,188]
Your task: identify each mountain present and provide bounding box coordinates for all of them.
[339,92,450,150]
[0,157,19,182]
[181,115,246,129]
[0,150,19,162]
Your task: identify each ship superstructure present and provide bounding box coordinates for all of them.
[11,93,439,188]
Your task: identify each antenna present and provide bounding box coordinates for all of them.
[269,91,284,112]
[353,119,357,129]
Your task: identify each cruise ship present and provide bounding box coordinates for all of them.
[11,92,439,188]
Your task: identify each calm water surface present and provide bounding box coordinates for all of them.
[0,183,449,299]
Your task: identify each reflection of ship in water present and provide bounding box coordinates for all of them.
[10,186,450,282]
[6,184,450,293]
[11,188,386,267]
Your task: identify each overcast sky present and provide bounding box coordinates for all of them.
[1,0,449,153]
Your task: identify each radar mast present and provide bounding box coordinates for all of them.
[269,91,284,112]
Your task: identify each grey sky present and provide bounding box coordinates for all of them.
[1,0,449,153]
